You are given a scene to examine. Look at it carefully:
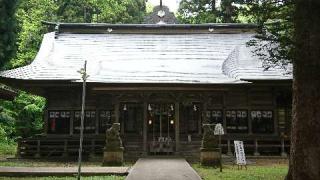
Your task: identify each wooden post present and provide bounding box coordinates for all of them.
[62,140,68,157]
[77,61,88,180]
[44,108,48,135]
[248,109,252,135]
[254,139,260,156]
[281,138,288,157]
[227,139,233,156]
[114,102,120,123]
[201,102,207,134]
[175,102,180,152]
[143,102,148,155]
[34,140,41,158]
[70,110,74,135]
[89,139,96,160]
[95,110,99,135]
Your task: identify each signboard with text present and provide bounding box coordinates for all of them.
[234,140,246,165]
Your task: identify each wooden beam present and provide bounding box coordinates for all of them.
[92,87,228,91]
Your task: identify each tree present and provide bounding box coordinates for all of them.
[219,0,237,23]
[243,0,294,70]
[178,0,218,23]
[178,0,244,23]
[55,0,146,23]
[9,0,58,68]
[287,0,320,179]
[0,0,18,69]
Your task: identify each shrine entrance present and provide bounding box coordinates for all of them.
[147,103,175,154]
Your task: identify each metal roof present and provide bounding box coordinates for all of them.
[0,26,292,84]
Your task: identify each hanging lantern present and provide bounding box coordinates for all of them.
[170,119,174,125]
[148,120,152,125]
[193,104,197,111]
[148,104,152,111]
[123,104,127,111]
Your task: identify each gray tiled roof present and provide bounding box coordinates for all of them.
[0,31,292,84]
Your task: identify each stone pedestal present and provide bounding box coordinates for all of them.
[200,148,221,166]
[102,123,124,166]
[103,150,124,166]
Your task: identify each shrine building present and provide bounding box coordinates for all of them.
[0,20,292,160]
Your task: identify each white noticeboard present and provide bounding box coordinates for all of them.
[234,140,246,165]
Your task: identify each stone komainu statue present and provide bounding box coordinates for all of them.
[201,124,219,150]
[105,123,124,151]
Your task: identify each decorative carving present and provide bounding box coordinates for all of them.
[201,124,219,150]
[105,123,123,151]
[103,123,124,166]
[200,124,221,166]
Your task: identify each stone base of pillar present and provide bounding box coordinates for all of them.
[89,153,100,161]
[34,153,41,158]
[254,152,260,156]
[281,152,288,158]
[102,151,123,166]
[61,152,68,158]
[200,148,220,166]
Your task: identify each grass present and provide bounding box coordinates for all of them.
[193,163,288,180]
[0,142,16,156]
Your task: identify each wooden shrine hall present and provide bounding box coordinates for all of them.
[0,22,292,160]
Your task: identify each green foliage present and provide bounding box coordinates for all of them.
[13,92,46,137]
[0,92,45,139]
[177,0,244,23]
[243,0,294,70]
[178,0,217,23]
[55,0,146,23]
[0,141,16,155]
[0,0,18,69]
[8,0,58,68]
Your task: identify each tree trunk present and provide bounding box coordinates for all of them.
[288,1,320,179]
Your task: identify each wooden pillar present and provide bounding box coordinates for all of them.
[44,108,48,135]
[272,88,279,136]
[62,140,68,157]
[34,140,41,158]
[248,109,253,135]
[254,139,260,156]
[70,110,74,136]
[175,102,180,152]
[114,102,120,123]
[89,139,96,160]
[143,102,148,154]
[95,109,99,135]
[281,138,288,157]
[201,102,207,134]
[222,92,227,132]
[247,89,252,135]
[227,139,233,156]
